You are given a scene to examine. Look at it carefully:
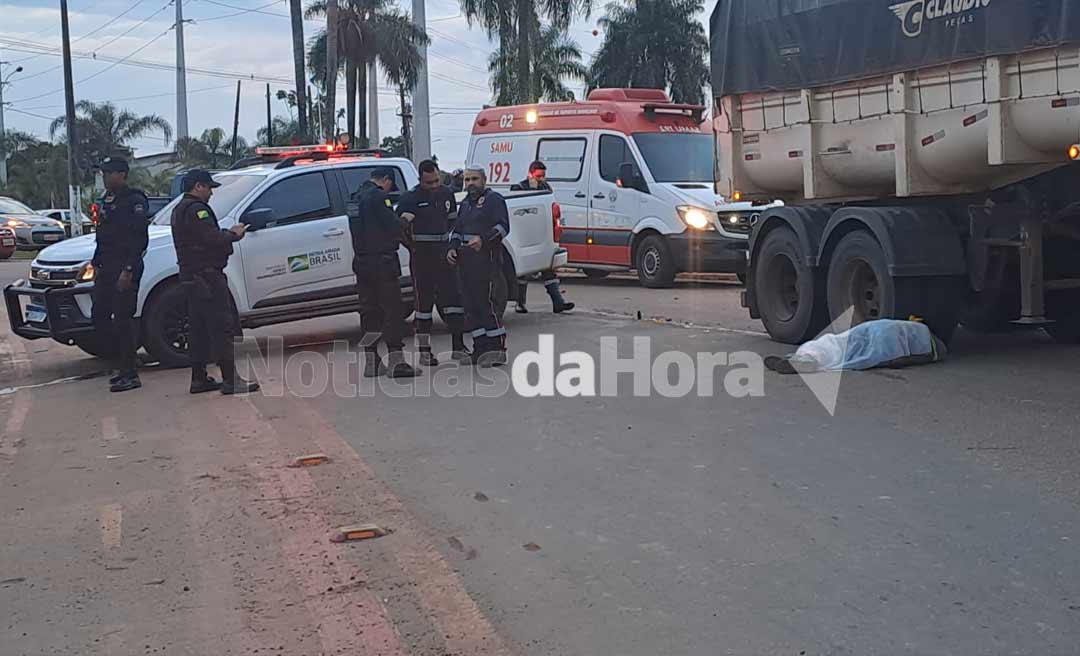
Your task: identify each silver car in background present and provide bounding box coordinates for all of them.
[0,197,66,249]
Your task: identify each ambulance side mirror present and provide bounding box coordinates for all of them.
[618,162,648,194]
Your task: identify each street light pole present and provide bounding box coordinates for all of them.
[0,56,24,188]
[175,0,189,140]
[410,0,431,163]
[60,0,83,236]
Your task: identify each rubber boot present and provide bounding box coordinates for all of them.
[547,282,575,313]
[451,333,472,362]
[417,333,439,366]
[515,280,529,313]
[387,350,420,378]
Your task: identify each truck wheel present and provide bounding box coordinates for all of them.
[755,226,827,344]
[583,269,610,280]
[142,281,192,368]
[827,230,896,326]
[636,235,676,288]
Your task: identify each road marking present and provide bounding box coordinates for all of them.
[102,417,121,441]
[101,504,123,548]
[4,391,30,436]
[585,308,770,337]
[0,371,107,397]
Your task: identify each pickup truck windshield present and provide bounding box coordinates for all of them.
[151,174,265,225]
[632,133,714,183]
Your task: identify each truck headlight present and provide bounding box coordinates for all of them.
[677,206,714,231]
[77,262,96,282]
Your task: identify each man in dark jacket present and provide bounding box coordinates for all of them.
[348,167,419,378]
[171,169,259,395]
[397,159,469,365]
[92,156,149,392]
[510,160,575,315]
[448,167,510,366]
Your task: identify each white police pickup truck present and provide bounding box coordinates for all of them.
[4,146,568,366]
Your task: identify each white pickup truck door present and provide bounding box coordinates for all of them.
[503,191,552,276]
[238,171,354,310]
[536,136,590,265]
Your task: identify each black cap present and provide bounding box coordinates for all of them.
[369,166,395,180]
[182,169,221,191]
[99,157,129,173]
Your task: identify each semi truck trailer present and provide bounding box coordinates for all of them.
[711,0,1080,344]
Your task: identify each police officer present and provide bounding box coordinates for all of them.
[348,167,419,378]
[397,160,469,365]
[171,169,260,395]
[447,167,510,366]
[93,156,149,393]
[510,160,575,315]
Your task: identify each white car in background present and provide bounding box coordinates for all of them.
[0,197,66,249]
[37,208,95,237]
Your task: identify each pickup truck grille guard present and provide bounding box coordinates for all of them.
[4,281,95,342]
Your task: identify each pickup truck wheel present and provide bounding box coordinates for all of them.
[583,269,610,280]
[755,226,827,344]
[636,235,676,288]
[142,281,192,368]
[493,269,509,321]
[827,230,895,327]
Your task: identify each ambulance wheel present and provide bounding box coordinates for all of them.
[583,269,610,280]
[636,235,676,288]
[142,280,192,368]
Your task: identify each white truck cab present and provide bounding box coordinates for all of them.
[467,88,781,287]
[5,146,563,366]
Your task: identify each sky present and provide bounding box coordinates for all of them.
[2,0,719,169]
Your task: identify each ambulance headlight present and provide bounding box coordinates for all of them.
[677,206,714,231]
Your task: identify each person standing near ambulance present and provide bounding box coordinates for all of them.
[397,160,470,364]
[510,161,575,314]
[447,167,510,366]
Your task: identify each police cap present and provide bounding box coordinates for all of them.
[182,169,221,191]
[99,157,129,173]
[369,166,395,181]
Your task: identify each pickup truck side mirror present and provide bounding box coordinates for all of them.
[242,207,274,231]
[617,162,648,194]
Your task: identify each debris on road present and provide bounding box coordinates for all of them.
[288,453,331,468]
[765,319,947,374]
[330,524,389,543]
[523,542,542,552]
[473,492,489,502]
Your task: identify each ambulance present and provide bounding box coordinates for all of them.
[466,88,780,287]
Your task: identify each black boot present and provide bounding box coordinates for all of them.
[546,282,575,313]
[451,334,472,362]
[363,350,386,378]
[219,359,259,395]
[387,350,420,378]
[515,280,529,313]
[190,365,222,394]
[110,371,142,393]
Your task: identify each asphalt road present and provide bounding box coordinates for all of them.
[2,261,1080,655]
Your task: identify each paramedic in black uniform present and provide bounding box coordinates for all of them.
[93,156,149,393]
[396,159,469,364]
[510,160,575,314]
[447,167,510,366]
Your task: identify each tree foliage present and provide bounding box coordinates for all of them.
[489,24,586,105]
[49,100,173,183]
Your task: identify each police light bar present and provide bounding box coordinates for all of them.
[254,144,337,156]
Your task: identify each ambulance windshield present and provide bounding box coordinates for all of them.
[632,133,713,183]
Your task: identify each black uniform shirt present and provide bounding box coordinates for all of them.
[171,194,239,273]
[348,180,402,255]
[396,184,457,241]
[93,186,150,272]
[451,188,510,248]
[510,177,552,192]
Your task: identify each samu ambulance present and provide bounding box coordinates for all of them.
[466,88,780,287]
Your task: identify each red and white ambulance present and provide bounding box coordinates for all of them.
[467,88,780,287]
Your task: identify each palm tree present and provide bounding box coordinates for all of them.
[257,117,305,146]
[587,0,709,104]
[49,101,172,182]
[489,24,586,104]
[306,0,429,148]
[289,0,309,139]
[461,0,591,104]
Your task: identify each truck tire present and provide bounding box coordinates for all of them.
[828,230,960,342]
[826,230,895,326]
[583,269,610,280]
[636,235,676,288]
[141,281,192,368]
[755,226,827,344]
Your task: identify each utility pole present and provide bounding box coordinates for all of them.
[410,0,431,163]
[0,55,24,188]
[397,88,412,160]
[60,0,83,236]
[230,80,241,162]
[265,83,273,146]
[175,0,189,140]
[367,61,379,147]
[289,0,308,139]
